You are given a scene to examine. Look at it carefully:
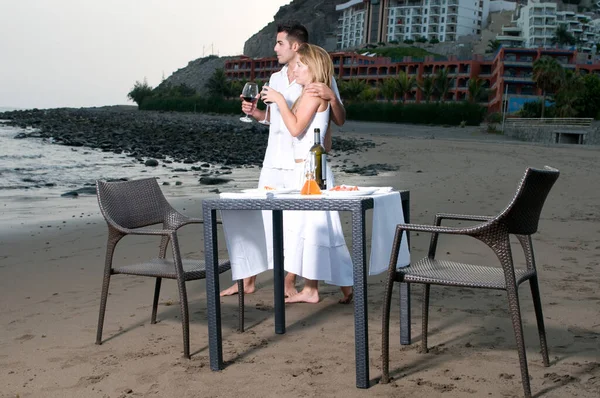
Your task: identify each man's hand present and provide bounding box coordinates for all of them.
[304,83,335,101]
[240,94,258,116]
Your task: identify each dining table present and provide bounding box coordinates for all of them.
[202,188,410,388]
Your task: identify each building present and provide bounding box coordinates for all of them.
[336,0,491,49]
[497,1,600,52]
[223,47,600,113]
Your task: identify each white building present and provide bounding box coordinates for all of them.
[336,0,490,49]
[336,0,369,49]
[497,1,600,52]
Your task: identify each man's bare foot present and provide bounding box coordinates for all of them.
[338,286,353,304]
[284,273,298,298]
[220,277,256,296]
[285,288,319,304]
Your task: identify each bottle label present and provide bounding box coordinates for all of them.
[321,154,327,182]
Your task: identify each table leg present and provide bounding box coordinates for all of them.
[272,210,285,334]
[352,206,369,388]
[400,194,412,346]
[203,207,223,370]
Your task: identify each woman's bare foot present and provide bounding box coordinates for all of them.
[284,273,298,298]
[285,279,319,303]
[220,277,256,296]
[338,286,353,304]
[285,288,319,304]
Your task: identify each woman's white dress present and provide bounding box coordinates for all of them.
[283,104,353,286]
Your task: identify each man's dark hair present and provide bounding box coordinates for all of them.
[277,21,309,44]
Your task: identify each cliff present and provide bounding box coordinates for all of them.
[243,0,341,57]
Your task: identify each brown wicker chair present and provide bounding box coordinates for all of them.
[381,166,560,397]
[95,178,244,358]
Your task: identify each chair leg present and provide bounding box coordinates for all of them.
[96,272,111,345]
[421,284,430,353]
[96,238,120,345]
[506,284,532,398]
[529,276,549,367]
[380,274,396,384]
[151,278,162,324]
[399,282,411,345]
[176,278,191,359]
[237,279,244,332]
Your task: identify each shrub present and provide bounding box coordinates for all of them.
[429,38,440,44]
[345,101,485,126]
[403,39,414,45]
[127,78,154,109]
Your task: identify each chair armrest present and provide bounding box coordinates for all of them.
[120,227,174,236]
[396,222,480,236]
[434,213,493,224]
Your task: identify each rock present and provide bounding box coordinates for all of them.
[199,177,232,185]
[145,159,159,167]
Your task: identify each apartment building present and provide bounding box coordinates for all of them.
[336,0,491,49]
[497,1,600,52]
[223,47,600,113]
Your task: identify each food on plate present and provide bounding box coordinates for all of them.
[263,186,276,190]
[330,185,359,191]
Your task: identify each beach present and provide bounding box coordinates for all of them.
[1,117,599,397]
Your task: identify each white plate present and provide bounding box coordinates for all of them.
[324,188,378,197]
[241,188,298,195]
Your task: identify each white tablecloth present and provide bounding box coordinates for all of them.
[219,190,410,280]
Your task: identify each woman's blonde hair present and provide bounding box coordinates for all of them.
[297,43,333,88]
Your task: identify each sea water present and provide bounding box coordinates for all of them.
[0,121,258,202]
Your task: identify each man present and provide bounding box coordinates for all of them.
[220,21,346,298]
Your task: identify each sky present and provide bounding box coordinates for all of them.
[0,0,290,109]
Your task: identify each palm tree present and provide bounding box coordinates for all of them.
[339,79,369,101]
[487,39,502,54]
[396,71,416,103]
[380,78,399,102]
[467,77,487,103]
[532,56,565,118]
[434,68,451,102]
[418,75,435,103]
[551,24,576,48]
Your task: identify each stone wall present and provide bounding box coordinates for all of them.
[505,124,600,146]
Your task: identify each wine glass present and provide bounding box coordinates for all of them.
[259,83,271,125]
[240,82,259,123]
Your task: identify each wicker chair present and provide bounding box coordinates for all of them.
[95,178,244,359]
[381,166,560,397]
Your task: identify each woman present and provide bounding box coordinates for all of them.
[261,43,353,304]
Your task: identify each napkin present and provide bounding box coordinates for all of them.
[369,191,410,275]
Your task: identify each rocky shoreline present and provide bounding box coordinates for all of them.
[1,107,377,172]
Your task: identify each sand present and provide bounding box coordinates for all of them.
[1,121,599,397]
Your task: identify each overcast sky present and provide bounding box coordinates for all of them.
[0,0,290,109]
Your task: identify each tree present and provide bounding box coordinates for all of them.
[434,68,451,102]
[467,77,487,103]
[339,79,369,101]
[396,71,416,103]
[577,73,600,118]
[532,56,565,118]
[554,70,583,117]
[205,68,234,98]
[551,24,576,48]
[418,75,435,103]
[486,39,502,54]
[127,78,153,109]
[380,78,398,102]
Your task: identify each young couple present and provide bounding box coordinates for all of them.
[220,22,353,304]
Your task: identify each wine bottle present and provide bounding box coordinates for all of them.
[309,128,327,190]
